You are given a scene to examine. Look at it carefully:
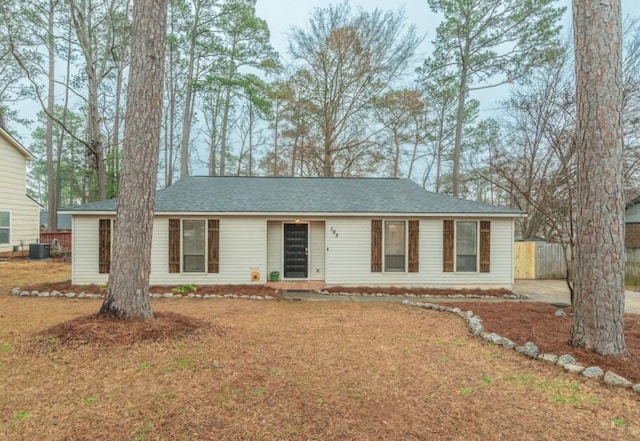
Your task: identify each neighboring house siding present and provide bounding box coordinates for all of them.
[626,223,640,248]
[0,136,39,252]
[309,221,325,280]
[324,217,513,288]
[625,204,640,248]
[626,203,640,223]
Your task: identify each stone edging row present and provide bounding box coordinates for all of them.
[10,288,275,301]
[402,299,640,394]
[316,290,530,300]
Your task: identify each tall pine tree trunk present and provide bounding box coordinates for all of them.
[46,0,56,231]
[179,3,202,178]
[56,23,73,222]
[570,0,626,356]
[99,0,168,320]
[219,84,232,176]
[452,56,468,197]
[110,61,124,198]
[179,47,195,177]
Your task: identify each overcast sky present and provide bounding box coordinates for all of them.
[255,0,435,58]
[255,0,640,113]
[256,0,640,56]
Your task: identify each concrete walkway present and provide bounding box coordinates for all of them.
[282,280,640,314]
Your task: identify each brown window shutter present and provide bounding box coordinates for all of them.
[443,220,454,272]
[408,220,419,272]
[371,220,382,272]
[98,219,111,274]
[208,219,219,273]
[168,219,180,273]
[479,220,491,273]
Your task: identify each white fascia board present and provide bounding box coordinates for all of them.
[63,211,524,218]
[152,211,525,218]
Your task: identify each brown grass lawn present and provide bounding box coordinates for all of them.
[1,260,639,440]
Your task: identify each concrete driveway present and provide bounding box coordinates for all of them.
[513,279,640,314]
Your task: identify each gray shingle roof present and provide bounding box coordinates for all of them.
[65,176,522,215]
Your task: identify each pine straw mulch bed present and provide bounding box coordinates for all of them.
[438,301,640,384]
[21,281,516,299]
[30,312,220,350]
[324,285,514,297]
[2,298,640,441]
[21,280,281,298]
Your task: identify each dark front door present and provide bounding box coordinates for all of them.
[283,223,308,278]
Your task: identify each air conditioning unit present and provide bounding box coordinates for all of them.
[29,243,50,259]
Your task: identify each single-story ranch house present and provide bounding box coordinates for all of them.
[64,176,523,289]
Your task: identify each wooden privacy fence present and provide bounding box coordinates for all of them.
[515,241,640,280]
[514,242,567,279]
[39,231,72,251]
[626,249,640,283]
[514,241,536,279]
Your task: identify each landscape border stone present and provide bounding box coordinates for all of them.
[401,299,640,394]
[316,289,530,300]
[10,287,274,301]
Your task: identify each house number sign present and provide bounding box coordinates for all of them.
[330,226,339,238]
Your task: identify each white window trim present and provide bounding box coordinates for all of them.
[382,219,408,273]
[454,220,480,273]
[181,219,208,274]
[0,210,10,245]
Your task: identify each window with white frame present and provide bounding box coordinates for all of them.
[384,220,406,272]
[0,211,9,244]
[183,220,206,272]
[456,221,477,272]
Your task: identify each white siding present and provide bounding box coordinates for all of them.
[71,216,111,285]
[149,216,267,285]
[73,216,268,285]
[266,220,281,274]
[325,217,514,289]
[72,214,514,289]
[0,136,40,252]
[309,221,325,280]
